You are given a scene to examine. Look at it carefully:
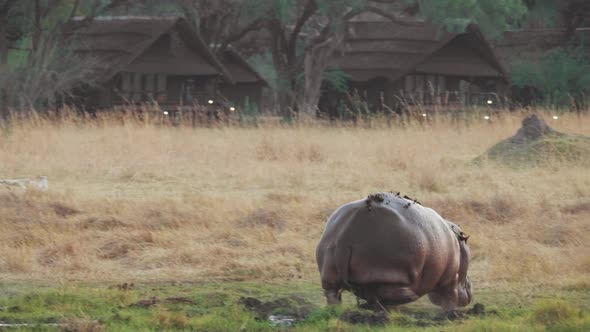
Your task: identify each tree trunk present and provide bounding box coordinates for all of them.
[0,19,7,65]
[32,0,41,51]
[560,0,590,44]
[0,87,8,122]
[269,24,296,116]
[299,33,344,120]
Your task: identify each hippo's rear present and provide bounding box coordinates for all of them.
[316,192,471,311]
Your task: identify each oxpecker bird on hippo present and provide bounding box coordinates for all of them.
[316,192,471,312]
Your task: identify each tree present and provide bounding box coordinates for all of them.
[509,0,590,108]
[415,0,527,38]
[524,0,590,43]
[171,0,262,52]
[260,0,372,118]
[510,47,590,108]
[0,0,25,65]
[0,0,133,113]
[0,0,134,63]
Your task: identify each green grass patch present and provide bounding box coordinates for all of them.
[0,282,588,331]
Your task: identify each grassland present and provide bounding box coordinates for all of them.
[0,110,589,330]
[0,281,589,331]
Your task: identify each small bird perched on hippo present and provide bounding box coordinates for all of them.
[316,192,471,313]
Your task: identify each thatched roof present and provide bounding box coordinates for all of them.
[219,48,266,84]
[330,16,508,83]
[63,16,232,83]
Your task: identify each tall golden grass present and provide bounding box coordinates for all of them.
[0,110,589,289]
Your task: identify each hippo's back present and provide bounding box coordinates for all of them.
[316,193,459,295]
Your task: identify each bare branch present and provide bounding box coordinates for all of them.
[219,16,269,51]
[68,0,80,20]
[288,0,318,50]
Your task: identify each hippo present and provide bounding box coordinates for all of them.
[316,192,471,312]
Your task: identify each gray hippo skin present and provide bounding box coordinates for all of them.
[316,192,472,311]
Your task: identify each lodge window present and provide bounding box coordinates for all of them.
[119,72,167,102]
[144,74,155,93]
[132,73,142,101]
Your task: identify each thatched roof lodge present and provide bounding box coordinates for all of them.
[320,13,509,116]
[63,16,264,112]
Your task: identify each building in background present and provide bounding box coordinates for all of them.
[63,16,233,111]
[321,13,509,117]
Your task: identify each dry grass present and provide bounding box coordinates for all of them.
[0,110,589,289]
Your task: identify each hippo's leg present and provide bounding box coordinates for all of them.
[324,288,342,305]
[376,285,419,305]
[427,284,459,312]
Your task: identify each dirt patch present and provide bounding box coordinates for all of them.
[237,208,287,231]
[129,296,199,309]
[434,303,498,322]
[97,241,132,260]
[239,296,316,320]
[81,217,127,231]
[562,201,590,215]
[130,296,160,309]
[383,303,499,327]
[110,282,135,291]
[339,309,389,326]
[37,243,77,266]
[466,196,524,223]
[50,202,80,218]
[97,232,154,260]
[164,297,198,305]
[467,303,494,316]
